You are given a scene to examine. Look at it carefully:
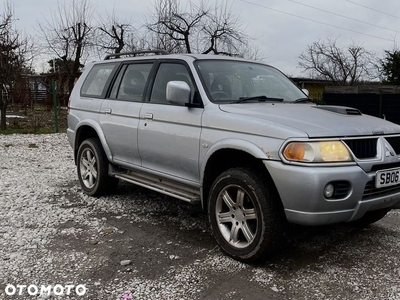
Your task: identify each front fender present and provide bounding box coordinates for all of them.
[199,138,271,183]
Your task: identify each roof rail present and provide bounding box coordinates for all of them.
[104,50,169,60]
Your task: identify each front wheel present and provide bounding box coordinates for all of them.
[77,138,118,197]
[208,168,285,262]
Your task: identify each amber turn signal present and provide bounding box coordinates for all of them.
[284,143,306,161]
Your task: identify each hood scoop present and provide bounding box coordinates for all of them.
[314,106,362,116]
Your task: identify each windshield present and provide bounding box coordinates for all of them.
[195,60,306,103]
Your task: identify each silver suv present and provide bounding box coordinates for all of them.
[68,50,400,262]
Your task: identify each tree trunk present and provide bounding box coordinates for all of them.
[0,99,7,130]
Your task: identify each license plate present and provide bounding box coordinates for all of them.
[375,168,400,188]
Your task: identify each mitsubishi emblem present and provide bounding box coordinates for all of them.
[385,146,395,157]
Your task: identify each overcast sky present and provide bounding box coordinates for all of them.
[11,0,400,76]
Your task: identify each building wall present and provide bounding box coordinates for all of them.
[304,84,325,101]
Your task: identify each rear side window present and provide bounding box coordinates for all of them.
[110,63,153,102]
[81,63,118,98]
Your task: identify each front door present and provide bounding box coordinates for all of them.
[138,62,203,183]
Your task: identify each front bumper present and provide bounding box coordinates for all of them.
[264,160,400,226]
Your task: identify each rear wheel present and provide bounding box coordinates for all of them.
[77,138,118,196]
[208,168,285,262]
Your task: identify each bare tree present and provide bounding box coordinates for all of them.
[96,9,136,54]
[147,0,207,53]
[200,1,248,56]
[0,1,33,130]
[298,38,378,85]
[146,0,260,58]
[38,0,94,94]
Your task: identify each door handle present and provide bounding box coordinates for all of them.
[144,113,153,119]
[103,108,112,114]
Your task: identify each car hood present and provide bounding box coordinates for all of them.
[219,103,400,138]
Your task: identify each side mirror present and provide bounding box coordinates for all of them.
[166,81,191,106]
[302,88,310,97]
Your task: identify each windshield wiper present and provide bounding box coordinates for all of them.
[235,95,284,103]
[294,98,316,104]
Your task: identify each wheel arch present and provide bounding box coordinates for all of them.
[74,120,112,163]
[201,142,282,213]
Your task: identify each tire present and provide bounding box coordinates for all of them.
[77,138,118,197]
[208,167,285,262]
[351,208,390,227]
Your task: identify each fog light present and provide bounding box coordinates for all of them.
[324,183,335,198]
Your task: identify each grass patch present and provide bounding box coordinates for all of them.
[28,143,39,149]
[0,128,66,135]
[0,104,67,135]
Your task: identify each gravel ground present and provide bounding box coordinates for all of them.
[1,133,400,300]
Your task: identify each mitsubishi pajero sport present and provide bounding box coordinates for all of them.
[68,50,400,261]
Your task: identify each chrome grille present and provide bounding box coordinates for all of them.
[344,139,377,159]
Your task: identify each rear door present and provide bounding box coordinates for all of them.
[100,62,154,166]
[76,62,119,125]
[137,61,203,183]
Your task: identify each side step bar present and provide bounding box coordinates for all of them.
[114,172,201,204]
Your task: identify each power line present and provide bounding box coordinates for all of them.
[345,0,400,20]
[289,0,400,34]
[239,0,395,43]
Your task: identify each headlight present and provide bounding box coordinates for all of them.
[283,141,352,163]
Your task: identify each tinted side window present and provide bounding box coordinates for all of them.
[81,63,118,98]
[112,64,153,102]
[150,63,194,105]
